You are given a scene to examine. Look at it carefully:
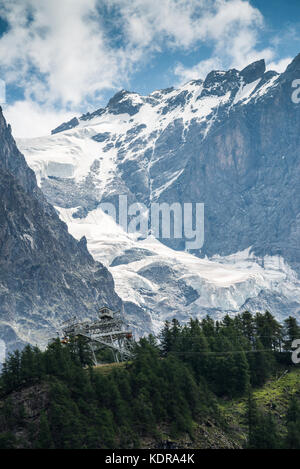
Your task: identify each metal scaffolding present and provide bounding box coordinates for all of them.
[61,306,133,364]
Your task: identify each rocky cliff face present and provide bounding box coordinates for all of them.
[22,56,300,264]
[18,55,300,331]
[168,55,300,270]
[0,108,122,355]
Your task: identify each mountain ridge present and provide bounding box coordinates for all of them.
[0,108,122,357]
[50,58,275,135]
[17,54,300,333]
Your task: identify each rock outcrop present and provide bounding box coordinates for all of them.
[0,108,122,355]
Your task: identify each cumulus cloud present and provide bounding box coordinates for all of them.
[169,0,280,84]
[174,58,223,82]
[111,0,278,84]
[110,0,263,50]
[3,100,74,138]
[267,57,292,73]
[0,0,293,136]
[0,0,123,107]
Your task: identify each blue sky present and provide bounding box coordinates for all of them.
[0,0,299,137]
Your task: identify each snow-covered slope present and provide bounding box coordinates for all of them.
[17,56,300,332]
[56,205,300,333]
[19,60,281,209]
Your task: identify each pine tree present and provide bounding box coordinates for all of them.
[249,338,272,386]
[0,432,16,449]
[36,412,54,449]
[246,393,281,448]
[286,396,300,449]
[159,321,173,356]
[239,311,255,343]
[283,316,300,351]
[246,392,259,448]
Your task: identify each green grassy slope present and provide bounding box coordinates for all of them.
[219,367,300,447]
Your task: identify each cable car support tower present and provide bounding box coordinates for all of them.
[61,307,133,365]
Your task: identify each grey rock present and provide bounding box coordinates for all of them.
[107,90,142,116]
[51,117,79,135]
[0,108,122,356]
[240,59,266,83]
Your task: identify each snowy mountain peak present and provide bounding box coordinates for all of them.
[285,52,300,73]
[18,54,300,334]
[52,117,80,135]
[107,89,144,116]
[49,57,274,137]
[240,59,266,83]
[201,68,240,95]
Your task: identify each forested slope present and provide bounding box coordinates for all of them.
[0,311,299,449]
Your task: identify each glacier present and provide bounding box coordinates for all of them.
[17,56,300,334]
[53,205,300,334]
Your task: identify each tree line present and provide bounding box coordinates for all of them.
[0,311,299,449]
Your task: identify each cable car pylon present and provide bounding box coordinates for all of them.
[60,306,133,365]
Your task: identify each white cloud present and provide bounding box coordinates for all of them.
[174,57,223,82]
[267,57,292,73]
[3,101,74,138]
[0,0,124,107]
[0,0,294,136]
[109,0,263,52]
[168,0,291,83]
[0,0,271,105]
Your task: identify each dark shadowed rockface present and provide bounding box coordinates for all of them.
[0,108,122,355]
[167,55,300,271]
